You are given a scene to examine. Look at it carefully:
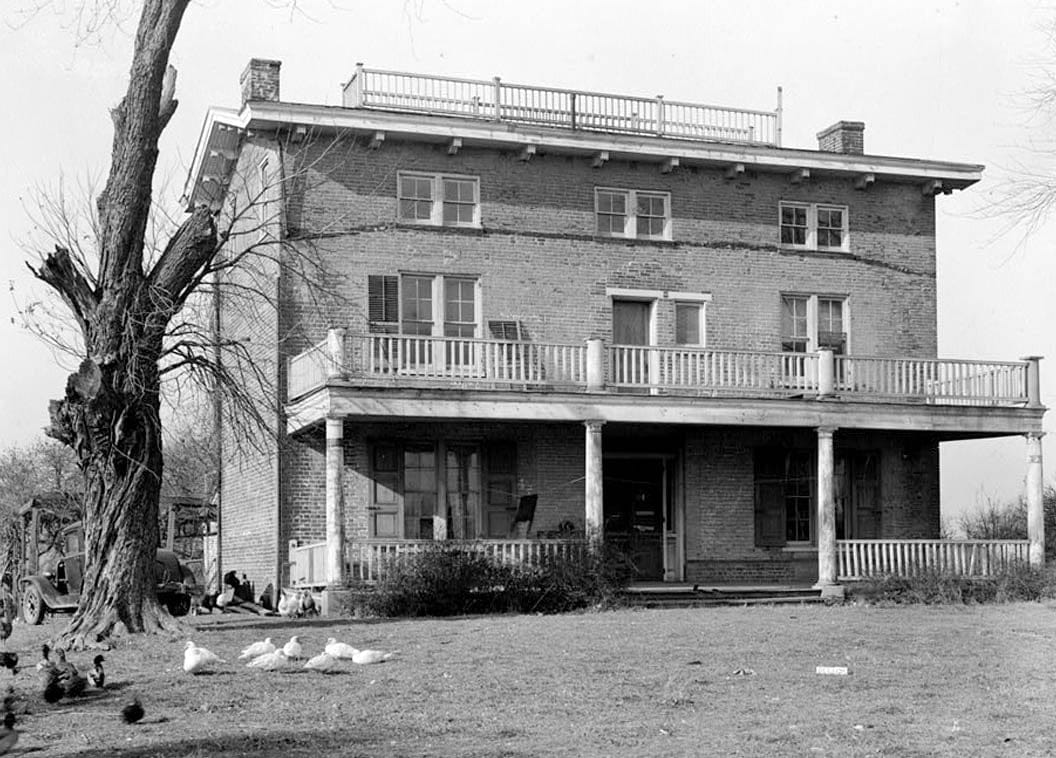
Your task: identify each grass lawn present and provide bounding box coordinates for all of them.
[5,601,1056,757]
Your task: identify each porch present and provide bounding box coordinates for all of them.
[287,537,1034,588]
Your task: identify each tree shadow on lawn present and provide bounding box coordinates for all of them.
[188,615,391,634]
[47,728,390,758]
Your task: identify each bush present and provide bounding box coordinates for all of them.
[848,564,1056,605]
[356,542,634,618]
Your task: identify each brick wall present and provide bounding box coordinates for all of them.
[279,138,937,358]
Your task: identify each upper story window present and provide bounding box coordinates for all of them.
[779,202,848,252]
[398,172,480,227]
[675,302,705,346]
[781,294,847,354]
[596,188,672,240]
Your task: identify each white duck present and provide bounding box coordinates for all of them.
[238,637,276,661]
[246,649,289,671]
[303,652,339,673]
[281,635,303,659]
[352,648,397,665]
[324,638,358,659]
[183,641,225,674]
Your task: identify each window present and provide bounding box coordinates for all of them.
[367,274,480,338]
[596,188,671,240]
[369,441,517,539]
[675,302,704,346]
[781,295,847,354]
[779,202,848,251]
[755,448,881,547]
[398,172,480,227]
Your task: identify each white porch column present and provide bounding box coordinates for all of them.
[586,338,605,392]
[814,426,838,591]
[1026,432,1046,566]
[325,417,346,586]
[584,420,606,544]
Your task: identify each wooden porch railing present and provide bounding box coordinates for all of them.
[342,65,781,146]
[347,539,586,583]
[287,331,1040,409]
[837,539,1031,580]
[610,345,819,395]
[835,357,1029,406]
[287,540,328,587]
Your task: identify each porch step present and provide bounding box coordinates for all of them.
[621,584,824,608]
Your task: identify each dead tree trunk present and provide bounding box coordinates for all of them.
[30,0,219,648]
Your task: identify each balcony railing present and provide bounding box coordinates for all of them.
[837,539,1030,580]
[286,332,1039,409]
[342,65,782,147]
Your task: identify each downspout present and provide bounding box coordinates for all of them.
[273,135,290,608]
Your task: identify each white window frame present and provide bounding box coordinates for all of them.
[674,301,707,347]
[397,172,481,228]
[595,188,672,241]
[779,201,848,252]
[780,294,849,353]
[399,273,483,339]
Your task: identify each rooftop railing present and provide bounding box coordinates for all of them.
[342,65,782,146]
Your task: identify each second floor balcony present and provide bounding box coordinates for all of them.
[287,331,1042,411]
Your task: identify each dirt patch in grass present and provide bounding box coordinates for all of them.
[6,602,1056,757]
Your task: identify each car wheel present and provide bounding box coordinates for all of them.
[22,585,45,625]
[165,594,191,617]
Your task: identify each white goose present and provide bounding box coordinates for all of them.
[238,637,276,661]
[282,636,303,660]
[183,641,226,674]
[352,648,397,665]
[246,649,289,671]
[303,651,339,673]
[324,638,358,659]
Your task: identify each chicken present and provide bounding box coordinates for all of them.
[245,650,288,671]
[120,698,144,724]
[87,655,105,689]
[238,637,276,661]
[323,638,358,659]
[303,652,339,673]
[277,591,298,618]
[298,590,318,617]
[55,650,87,698]
[35,645,51,672]
[281,636,303,660]
[351,648,397,665]
[183,641,225,675]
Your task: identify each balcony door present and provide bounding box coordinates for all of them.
[612,299,653,388]
[603,457,669,581]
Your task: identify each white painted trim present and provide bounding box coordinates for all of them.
[779,200,849,253]
[594,187,672,240]
[606,287,712,302]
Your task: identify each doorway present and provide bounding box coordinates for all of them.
[603,457,669,581]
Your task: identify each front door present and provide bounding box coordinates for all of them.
[603,458,666,580]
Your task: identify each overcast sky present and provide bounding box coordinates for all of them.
[1,0,1053,526]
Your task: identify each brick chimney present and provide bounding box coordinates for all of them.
[816,121,865,155]
[240,59,282,105]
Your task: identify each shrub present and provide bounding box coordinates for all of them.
[848,564,1056,605]
[356,542,634,618]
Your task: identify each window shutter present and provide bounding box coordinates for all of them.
[754,449,787,547]
[488,320,523,341]
[368,275,399,331]
[754,481,786,547]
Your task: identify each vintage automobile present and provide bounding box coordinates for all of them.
[20,549,200,624]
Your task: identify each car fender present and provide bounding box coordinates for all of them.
[19,576,75,611]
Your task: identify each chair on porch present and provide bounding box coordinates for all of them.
[508,494,538,539]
